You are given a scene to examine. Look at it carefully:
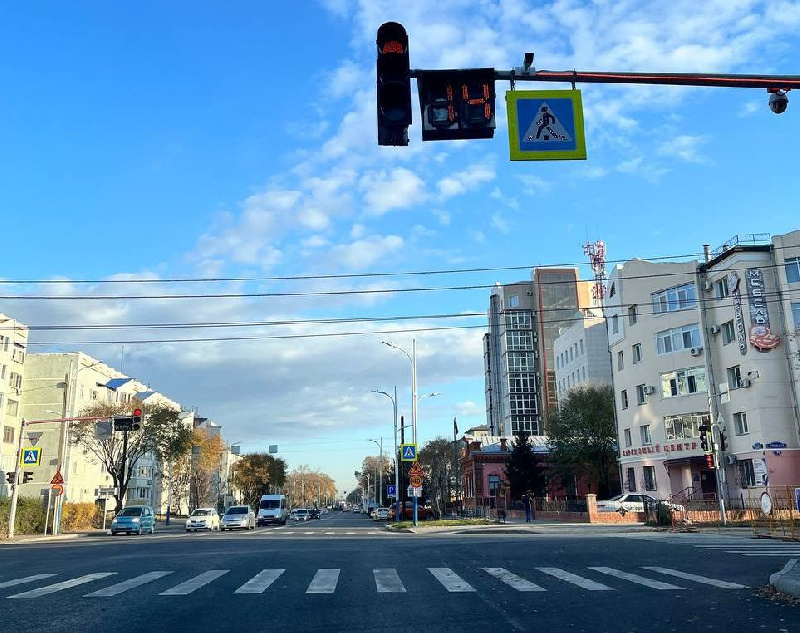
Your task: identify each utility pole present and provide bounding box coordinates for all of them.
[6,419,26,539]
[54,359,73,535]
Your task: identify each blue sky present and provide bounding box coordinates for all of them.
[1,1,799,493]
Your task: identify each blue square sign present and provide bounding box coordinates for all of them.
[387,485,397,497]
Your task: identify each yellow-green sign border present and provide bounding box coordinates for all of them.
[506,89,587,161]
[20,446,42,467]
[399,443,418,462]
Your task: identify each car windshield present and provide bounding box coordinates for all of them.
[226,507,248,515]
[191,510,211,516]
[260,500,280,509]
[297,510,308,514]
[119,508,142,516]
[605,495,625,502]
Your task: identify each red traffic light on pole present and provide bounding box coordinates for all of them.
[132,408,142,431]
[376,22,412,146]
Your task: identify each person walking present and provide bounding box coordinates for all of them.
[523,491,532,523]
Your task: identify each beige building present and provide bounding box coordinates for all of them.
[0,314,29,498]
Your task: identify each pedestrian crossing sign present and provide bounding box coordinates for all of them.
[20,447,42,467]
[506,90,586,161]
[400,444,417,462]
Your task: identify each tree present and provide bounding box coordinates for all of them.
[70,402,190,512]
[189,429,226,510]
[231,453,287,508]
[547,385,621,498]
[505,434,547,500]
[354,455,394,502]
[418,437,460,518]
[286,466,336,507]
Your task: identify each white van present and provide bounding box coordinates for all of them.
[257,494,288,526]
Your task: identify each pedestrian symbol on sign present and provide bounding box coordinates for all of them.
[524,103,572,142]
[400,443,417,461]
[20,447,42,467]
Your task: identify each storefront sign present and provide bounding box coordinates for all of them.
[728,271,748,356]
[753,458,769,486]
[746,268,781,352]
[621,442,699,458]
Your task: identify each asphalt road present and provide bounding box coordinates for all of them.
[1,511,798,633]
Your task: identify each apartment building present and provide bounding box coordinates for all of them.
[0,314,29,498]
[554,310,613,400]
[608,232,800,503]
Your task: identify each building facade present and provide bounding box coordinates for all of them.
[0,314,29,498]
[554,310,613,400]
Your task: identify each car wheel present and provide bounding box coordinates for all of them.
[137,526,143,535]
[186,529,190,532]
[150,525,155,534]
[110,531,117,536]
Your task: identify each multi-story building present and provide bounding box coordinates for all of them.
[0,314,29,498]
[484,270,590,437]
[554,309,613,400]
[608,232,800,503]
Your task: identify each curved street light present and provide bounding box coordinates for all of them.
[382,340,417,444]
[371,388,400,521]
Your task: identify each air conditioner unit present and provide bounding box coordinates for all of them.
[702,280,713,292]
[710,325,721,335]
[725,455,738,465]
[740,378,752,388]
[690,346,704,356]
[644,386,656,395]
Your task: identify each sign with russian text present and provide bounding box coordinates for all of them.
[728,271,748,356]
[745,268,781,351]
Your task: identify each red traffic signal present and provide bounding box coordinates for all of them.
[705,455,715,469]
[377,22,412,146]
[132,408,142,431]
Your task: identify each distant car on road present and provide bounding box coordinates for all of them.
[596,493,683,513]
[291,508,311,522]
[220,505,256,530]
[373,508,390,521]
[309,509,321,520]
[257,494,288,526]
[110,505,156,536]
[185,508,220,532]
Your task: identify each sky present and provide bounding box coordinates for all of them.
[1,0,799,494]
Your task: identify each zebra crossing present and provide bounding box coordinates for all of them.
[0,565,748,600]
[616,533,800,559]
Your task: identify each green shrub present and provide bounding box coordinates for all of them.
[0,497,47,534]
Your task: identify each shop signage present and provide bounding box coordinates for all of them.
[728,271,748,356]
[621,442,699,458]
[746,268,781,352]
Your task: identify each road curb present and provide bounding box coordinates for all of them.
[2,533,82,545]
[769,558,800,599]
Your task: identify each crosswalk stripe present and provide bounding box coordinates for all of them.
[696,545,800,550]
[0,574,56,590]
[482,568,546,592]
[589,567,682,589]
[346,532,356,535]
[536,567,613,591]
[284,531,295,535]
[159,570,229,595]
[325,532,335,535]
[8,573,116,599]
[428,568,475,592]
[304,532,314,535]
[723,550,800,554]
[743,553,800,557]
[307,569,340,594]
[374,568,406,593]
[642,567,747,589]
[234,569,285,594]
[86,571,173,597]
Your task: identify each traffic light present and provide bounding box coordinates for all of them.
[699,424,710,453]
[376,22,412,146]
[719,429,728,452]
[706,455,715,469]
[23,471,33,483]
[5,471,15,485]
[417,68,496,141]
[132,408,142,431]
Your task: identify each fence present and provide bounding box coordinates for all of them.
[748,485,800,541]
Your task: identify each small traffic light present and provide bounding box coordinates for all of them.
[719,429,728,453]
[417,68,496,141]
[23,471,33,483]
[377,22,412,146]
[705,455,715,469]
[132,408,142,431]
[5,471,15,485]
[699,424,710,453]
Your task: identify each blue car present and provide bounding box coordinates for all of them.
[110,505,156,535]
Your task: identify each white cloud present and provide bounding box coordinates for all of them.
[489,187,519,209]
[329,234,404,269]
[468,230,486,243]
[437,162,496,200]
[491,213,510,234]
[360,167,427,215]
[740,101,760,116]
[350,223,366,238]
[435,210,451,226]
[516,174,553,196]
[301,235,330,248]
[658,134,714,164]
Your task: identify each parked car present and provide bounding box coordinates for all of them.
[185,508,220,532]
[596,493,683,513]
[220,505,256,530]
[110,505,156,535]
[291,508,311,522]
[373,508,390,521]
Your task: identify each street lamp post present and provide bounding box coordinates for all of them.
[368,438,383,506]
[372,387,400,522]
[382,340,418,444]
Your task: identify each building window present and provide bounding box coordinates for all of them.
[652,283,697,314]
[737,459,756,487]
[11,344,25,364]
[506,312,532,329]
[626,468,636,492]
[722,320,736,345]
[617,351,624,371]
[623,429,632,447]
[664,413,708,440]
[580,339,584,355]
[632,344,642,364]
[508,295,519,308]
[656,324,701,355]
[636,384,647,405]
[727,365,743,390]
[3,426,13,444]
[569,348,573,362]
[643,466,657,491]
[734,411,749,435]
[621,390,628,409]
[660,367,707,398]
[628,305,638,325]
[0,365,6,380]
[715,276,729,299]
[509,374,536,393]
[785,257,800,284]
[8,372,22,391]
[612,314,619,334]
[510,394,538,415]
[792,302,800,328]
[640,425,652,445]
[0,335,8,352]
[6,399,19,417]
[507,352,534,372]
[506,331,533,351]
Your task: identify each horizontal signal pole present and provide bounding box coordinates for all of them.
[411,68,800,90]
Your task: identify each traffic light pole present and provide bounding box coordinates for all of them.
[6,418,27,539]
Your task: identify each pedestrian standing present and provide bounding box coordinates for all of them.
[523,491,532,523]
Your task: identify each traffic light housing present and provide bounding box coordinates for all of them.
[719,429,727,452]
[417,68,496,141]
[377,22,412,146]
[699,424,710,453]
[132,408,142,431]
[23,471,33,483]
[5,471,15,485]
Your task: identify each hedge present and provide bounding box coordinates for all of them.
[60,502,103,531]
[0,498,47,535]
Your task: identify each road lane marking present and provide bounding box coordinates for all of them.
[535,568,613,591]
[8,573,116,599]
[304,531,314,535]
[346,532,356,535]
[482,568,546,592]
[0,574,56,590]
[325,531,335,535]
[234,569,285,594]
[86,571,174,597]
[374,569,406,593]
[428,568,475,592]
[642,567,747,589]
[306,569,340,594]
[159,570,229,595]
[589,567,682,589]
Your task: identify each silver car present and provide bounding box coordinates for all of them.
[220,505,256,531]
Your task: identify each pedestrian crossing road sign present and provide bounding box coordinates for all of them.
[20,447,42,467]
[506,90,586,161]
[400,444,417,461]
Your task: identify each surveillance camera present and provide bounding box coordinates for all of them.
[769,90,788,114]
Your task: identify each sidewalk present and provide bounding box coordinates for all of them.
[2,519,186,545]
[770,559,800,599]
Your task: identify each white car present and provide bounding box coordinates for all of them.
[373,508,389,521]
[220,505,256,530]
[596,493,684,513]
[185,508,220,532]
[290,508,311,522]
